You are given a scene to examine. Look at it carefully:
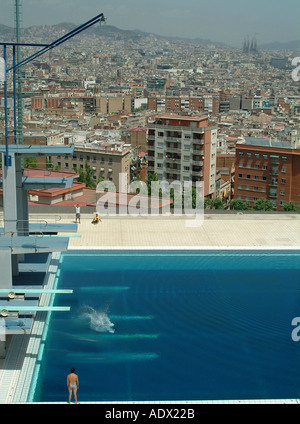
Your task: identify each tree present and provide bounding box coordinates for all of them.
[254,198,274,211]
[283,201,299,212]
[231,199,250,210]
[76,162,96,188]
[146,172,159,195]
[24,157,38,168]
[212,197,224,210]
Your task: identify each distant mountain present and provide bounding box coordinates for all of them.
[0,21,299,51]
[259,40,300,51]
[0,24,14,37]
[0,21,227,47]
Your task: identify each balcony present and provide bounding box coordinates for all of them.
[268,192,277,198]
[165,157,181,164]
[268,179,278,186]
[192,170,204,177]
[166,147,181,153]
[192,149,204,155]
[191,160,204,166]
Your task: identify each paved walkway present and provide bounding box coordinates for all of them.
[64,213,300,248]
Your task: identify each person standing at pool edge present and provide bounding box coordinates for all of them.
[67,368,79,404]
[75,204,80,224]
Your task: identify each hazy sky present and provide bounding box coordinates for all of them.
[1,0,299,46]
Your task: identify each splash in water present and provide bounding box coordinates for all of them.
[80,306,115,333]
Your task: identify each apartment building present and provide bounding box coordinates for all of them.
[147,114,218,197]
[234,136,300,210]
[50,143,131,191]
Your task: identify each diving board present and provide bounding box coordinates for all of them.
[0,289,73,294]
[0,144,74,157]
[0,235,70,254]
[0,306,70,312]
[29,223,78,233]
[22,176,73,190]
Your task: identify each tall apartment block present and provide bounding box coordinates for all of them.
[234,133,300,210]
[147,114,218,197]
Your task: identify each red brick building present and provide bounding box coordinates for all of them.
[234,137,300,210]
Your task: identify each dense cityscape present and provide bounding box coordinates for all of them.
[0,21,299,211]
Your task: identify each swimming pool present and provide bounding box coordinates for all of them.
[31,249,300,402]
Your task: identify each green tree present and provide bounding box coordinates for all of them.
[231,199,250,210]
[212,197,224,210]
[77,161,96,188]
[146,172,159,195]
[254,198,274,211]
[24,157,38,168]
[283,201,299,212]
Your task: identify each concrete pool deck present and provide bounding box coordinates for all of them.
[0,212,300,404]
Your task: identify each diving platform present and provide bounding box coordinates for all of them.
[0,223,78,235]
[0,176,73,189]
[0,144,74,157]
[0,289,73,295]
[0,306,70,312]
[0,235,69,254]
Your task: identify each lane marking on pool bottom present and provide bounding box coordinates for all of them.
[66,352,159,362]
[79,286,130,291]
[79,333,159,340]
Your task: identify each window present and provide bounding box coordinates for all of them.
[238,184,242,189]
[184,155,190,161]
[262,176,267,181]
[254,186,258,191]
[247,152,252,157]
[281,178,286,184]
[158,132,164,137]
[239,152,244,156]
[282,156,287,161]
[254,175,259,180]
[282,167,286,173]
[246,185,250,190]
[262,187,266,193]
[184,166,190,171]
[239,163,243,168]
[262,165,267,170]
[246,175,251,179]
[263,154,268,159]
[255,153,260,158]
[238,174,243,178]
[255,164,259,169]
[247,163,251,168]
[253,197,258,202]
[280,190,285,195]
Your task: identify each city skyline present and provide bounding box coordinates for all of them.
[0,0,299,47]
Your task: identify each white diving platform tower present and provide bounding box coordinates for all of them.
[0,144,76,357]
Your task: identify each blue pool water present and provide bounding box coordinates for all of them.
[32,249,300,402]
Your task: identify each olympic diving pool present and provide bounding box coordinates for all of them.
[31,249,300,402]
